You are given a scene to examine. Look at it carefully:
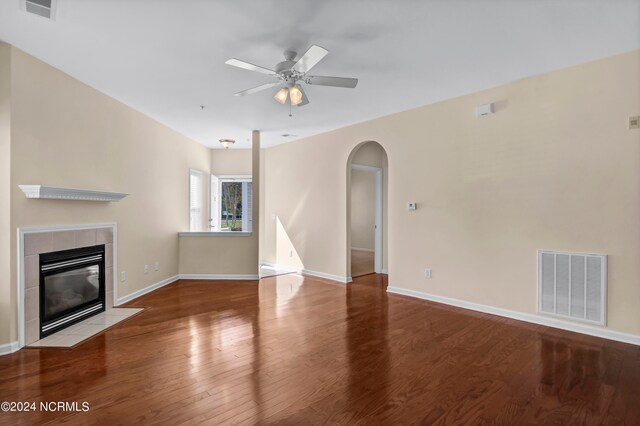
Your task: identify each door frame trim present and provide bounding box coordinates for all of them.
[351,164,383,273]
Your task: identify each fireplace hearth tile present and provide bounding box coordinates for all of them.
[106,267,114,293]
[55,334,91,346]
[28,334,64,347]
[25,318,39,345]
[59,322,92,335]
[59,323,111,336]
[96,228,113,245]
[105,243,113,268]
[76,229,97,248]
[24,232,53,255]
[32,334,88,348]
[51,231,76,251]
[105,308,138,316]
[24,255,39,289]
[85,313,127,326]
[26,307,143,349]
[25,287,39,321]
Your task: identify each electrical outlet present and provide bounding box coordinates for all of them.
[424,268,432,279]
[144,265,149,274]
[120,271,126,282]
[629,115,640,130]
[154,261,159,271]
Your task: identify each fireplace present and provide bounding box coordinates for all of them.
[39,244,106,338]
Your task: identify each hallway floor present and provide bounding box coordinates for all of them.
[351,249,375,277]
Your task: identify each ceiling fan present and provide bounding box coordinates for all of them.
[225,45,358,108]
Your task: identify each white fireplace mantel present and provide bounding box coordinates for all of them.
[18,185,128,202]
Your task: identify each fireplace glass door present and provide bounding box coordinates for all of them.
[40,245,106,338]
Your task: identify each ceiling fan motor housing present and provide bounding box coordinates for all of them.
[275,60,297,75]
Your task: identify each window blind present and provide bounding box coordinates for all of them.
[189,169,203,231]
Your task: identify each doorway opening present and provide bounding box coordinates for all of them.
[347,141,388,279]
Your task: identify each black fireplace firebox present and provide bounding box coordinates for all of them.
[39,244,106,338]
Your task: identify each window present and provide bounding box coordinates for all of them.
[189,169,203,231]
[210,175,252,232]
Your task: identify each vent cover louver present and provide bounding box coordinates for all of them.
[538,250,607,326]
[22,0,56,20]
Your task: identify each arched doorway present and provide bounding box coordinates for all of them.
[346,141,388,279]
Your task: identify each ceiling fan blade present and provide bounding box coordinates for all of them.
[225,58,275,75]
[292,45,328,74]
[296,85,309,107]
[234,82,280,96]
[305,75,358,88]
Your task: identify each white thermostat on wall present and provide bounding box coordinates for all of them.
[407,202,417,211]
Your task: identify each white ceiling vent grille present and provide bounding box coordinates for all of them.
[21,0,57,20]
[538,250,607,326]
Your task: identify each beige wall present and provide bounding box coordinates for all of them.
[261,50,640,335]
[352,142,385,168]
[211,148,252,176]
[0,44,12,344]
[262,137,348,276]
[3,46,211,345]
[350,170,376,250]
[178,235,258,275]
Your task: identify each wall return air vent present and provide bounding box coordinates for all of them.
[538,250,607,326]
[21,0,57,20]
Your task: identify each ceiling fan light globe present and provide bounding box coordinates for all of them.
[274,88,289,104]
[289,86,303,105]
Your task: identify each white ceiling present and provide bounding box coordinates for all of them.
[1,1,638,148]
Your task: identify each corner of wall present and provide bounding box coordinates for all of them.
[0,42,13,346]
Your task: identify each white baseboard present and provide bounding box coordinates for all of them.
[116,274,260,306]
[260,262,299,274]
[0,341,20,356]
[260,263,350,283]
[351,247,375,253]
[116,275,179,306]
[179,274,259,280]
[386,286,640,346]
[260,262,297,271]
[301,268,351,283]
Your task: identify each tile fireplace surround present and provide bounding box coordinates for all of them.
[18,224,116,347]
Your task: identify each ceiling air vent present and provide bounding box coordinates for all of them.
[21,0,57,20]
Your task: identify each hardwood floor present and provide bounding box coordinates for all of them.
[351,249,375,277]
[1,274,639,425]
